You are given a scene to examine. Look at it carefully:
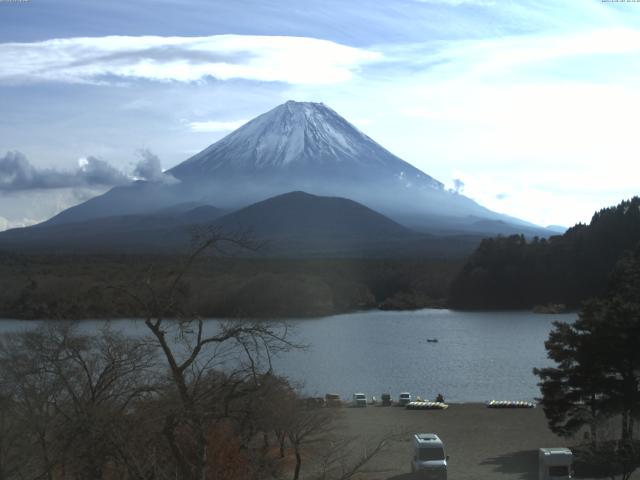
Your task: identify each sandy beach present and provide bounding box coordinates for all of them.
[332,403,638,480]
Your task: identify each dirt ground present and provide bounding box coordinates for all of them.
[332,403,638,480]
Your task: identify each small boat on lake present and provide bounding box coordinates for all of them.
[426,338,438,343]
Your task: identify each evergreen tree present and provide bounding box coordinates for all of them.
[534,248,640,442]
[450,197,640,309]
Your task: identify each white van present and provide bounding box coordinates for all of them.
[411,433,448,479]
[538,448,572,480]
[352,393,367,407]
[399,392,412,406]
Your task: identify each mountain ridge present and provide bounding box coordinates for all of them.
[32,100,551,238]
[0,190,484,258]
[215,190,414,239]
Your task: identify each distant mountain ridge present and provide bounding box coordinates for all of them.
[0,191,484,257]
[24,100,551,240]
[216,191,412,238]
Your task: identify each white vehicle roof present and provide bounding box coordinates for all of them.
[414,433,443,448]
[539,448,572,456]
[400,392,411,396]
[539,448,572,466]
[354,393,366,397]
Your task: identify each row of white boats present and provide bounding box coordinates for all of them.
[486,400,536,408]
[335,393,536,409]
[348,391,443,407]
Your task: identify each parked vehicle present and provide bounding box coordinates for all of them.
[399,392,412,406]
[411,433,448,479]
[305,397,325,408]
[325,393,341,407]
[352,393,367,407]
[381,393,392,406]
[538,448,572,480]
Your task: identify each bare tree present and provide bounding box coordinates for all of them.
[282,397,403,480]
[286,403,336,480]
[313,432,402,480]
[113,228,297,480]
[0,323,159,480]
[0,228,393,480]
[0,393,23,480]
[0,326,68,480]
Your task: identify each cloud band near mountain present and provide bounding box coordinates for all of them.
[0,150,171,191]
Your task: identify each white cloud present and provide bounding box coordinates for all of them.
[188,119,249,132]
[299,26,640,226]
[433,27,640,80]
[446,166,639,228]
[0,216,38,231]
[0,35,381,86]
[0,151,129,190]
[413,0,495,5]
[0,187,110,230]
[132,148,178,183]
[399,106,438,119]
[351,118,373,128]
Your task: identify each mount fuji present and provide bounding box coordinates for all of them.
[44,100,544,236]
[171,100,442,190]
[0,101,552,254]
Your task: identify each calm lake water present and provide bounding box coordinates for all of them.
[0,309,576,403]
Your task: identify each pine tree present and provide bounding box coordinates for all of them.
[534,247,640,442]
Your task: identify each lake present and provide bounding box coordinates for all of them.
[0,309,575,403]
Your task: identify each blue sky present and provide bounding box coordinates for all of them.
[1,0,640,229]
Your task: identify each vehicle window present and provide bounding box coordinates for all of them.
[549,466,569,476]
[418,448,445,461]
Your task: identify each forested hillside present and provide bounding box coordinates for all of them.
[0,254,461,319]
[449,197,640,309]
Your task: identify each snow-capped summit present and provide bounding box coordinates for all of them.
[170,100,442,190]
[41,100,548,237]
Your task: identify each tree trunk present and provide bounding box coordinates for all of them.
[196,421,207,480]
[590,421,598,446]
[277,431,286,458]
[292,446,302,480]
[163,415,192,480]
[590,394,599,446]
[38,429,55,480]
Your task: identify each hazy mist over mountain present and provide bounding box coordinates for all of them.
[41,101,547,238]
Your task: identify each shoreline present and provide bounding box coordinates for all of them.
[0,306,577,322]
